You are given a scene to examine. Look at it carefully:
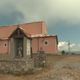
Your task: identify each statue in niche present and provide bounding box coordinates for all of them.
[18,44,23,57]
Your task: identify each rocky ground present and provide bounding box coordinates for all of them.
[0,55,80,80]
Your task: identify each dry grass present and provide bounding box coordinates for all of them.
[0,55,80,80]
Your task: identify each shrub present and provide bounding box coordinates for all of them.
[61,50,65,55]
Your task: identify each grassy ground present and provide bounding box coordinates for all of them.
[0,55,80,80]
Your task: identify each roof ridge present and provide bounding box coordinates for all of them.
[19,27,31,35]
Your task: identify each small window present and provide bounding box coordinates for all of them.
[45,41,48,45]
[44,40,48,46]
[5,44,6,46]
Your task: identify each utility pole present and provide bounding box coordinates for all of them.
[68,41,70,54]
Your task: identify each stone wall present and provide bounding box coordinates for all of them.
[0,58,34,74]
[34,51,46,68]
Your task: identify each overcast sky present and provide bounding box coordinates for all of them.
[0,0,80,51]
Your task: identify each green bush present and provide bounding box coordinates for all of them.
[61,50,65,55]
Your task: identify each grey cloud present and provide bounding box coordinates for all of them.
[0,2,25,25]
[12,0,80,24]
[0,0,80,25]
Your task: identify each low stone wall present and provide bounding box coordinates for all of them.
[0,58,34,74]
[33,51,46,68]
